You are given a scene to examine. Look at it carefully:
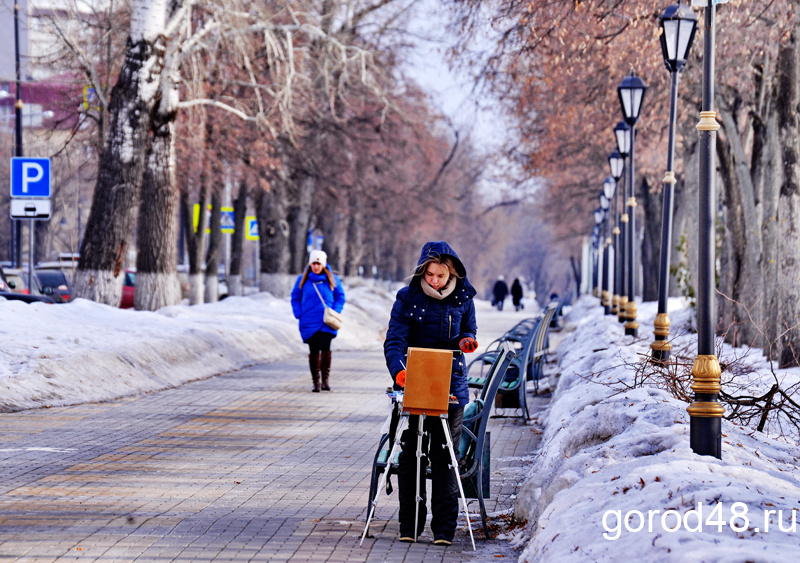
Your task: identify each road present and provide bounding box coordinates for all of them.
[0,305,552,562]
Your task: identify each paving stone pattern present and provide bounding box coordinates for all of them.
[0,311,549,562]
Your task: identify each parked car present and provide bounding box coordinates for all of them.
[33,268,71,303]
[3,268,31,295]
[120,269,135,309]
[0,266,55,304]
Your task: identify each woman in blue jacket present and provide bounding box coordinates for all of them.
[291,250,345,392]
[383,241,479,545]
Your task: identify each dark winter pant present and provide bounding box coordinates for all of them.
[306,331,334,354]
[397,404,464,540]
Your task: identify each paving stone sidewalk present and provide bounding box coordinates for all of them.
[0,311,551,563]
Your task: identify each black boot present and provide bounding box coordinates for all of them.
[309,353,321,392]
[320,350,332,391]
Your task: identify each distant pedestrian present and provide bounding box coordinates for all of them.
[384,241,479,546]
[492,276,509,310]
[511,278,524,311]
[291,250,345,392]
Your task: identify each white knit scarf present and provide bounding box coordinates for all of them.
[420,276,456,300]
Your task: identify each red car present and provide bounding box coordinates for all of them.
[120,269,135,309]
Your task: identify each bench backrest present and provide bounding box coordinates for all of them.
[538,305,557,351]
[459,342,515,479]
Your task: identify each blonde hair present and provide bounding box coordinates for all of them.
[299,264,336,290]
[413,256,462,281]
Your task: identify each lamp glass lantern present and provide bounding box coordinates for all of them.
[603,176,616,200]
[660,3,698,73]
[594,208,604,225]
[614,121,631,156]
[618,73,648,124]
[608,152,624,181]
[599,192,610,211]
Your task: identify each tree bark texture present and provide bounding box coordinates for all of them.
[716,98,766,349]
[639,176,660,302]
[775,32,800,368]
[135,115,181,311]
[180,182,207,305]
[228,180,248,297]
[74,22,167,306]
[287,172,315,274]
[204,188,222,303]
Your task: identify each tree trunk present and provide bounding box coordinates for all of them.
[256,177,292,295]
[180,182,207,305]
[639,176,660,302]
[671,135,700,312]
[135,113,181,311]
[716,101,765,349]
[775,32,800,368]
[287,172,315,274]
[228,179,248,297]
[74,3,168,306]
[204,188,222,303]
[346,189,366,277]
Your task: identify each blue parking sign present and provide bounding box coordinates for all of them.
[11,158,51,198]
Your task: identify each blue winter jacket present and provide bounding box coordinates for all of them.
[383,241,478,407]
[291,270,346,342]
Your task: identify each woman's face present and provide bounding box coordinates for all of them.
[310,262,324,274]
[424,262,450,290]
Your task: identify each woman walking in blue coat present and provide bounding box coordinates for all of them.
[384,241,479,545]
[291,250,345,392]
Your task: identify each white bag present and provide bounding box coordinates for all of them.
[314,282,343,330]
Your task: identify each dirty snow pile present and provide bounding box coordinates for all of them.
[0,280,395,412]
[514,296,800,561]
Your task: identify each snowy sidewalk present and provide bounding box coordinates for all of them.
[0,325,547,562]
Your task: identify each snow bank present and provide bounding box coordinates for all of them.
[0,284,394,412]
[515,297,800,561]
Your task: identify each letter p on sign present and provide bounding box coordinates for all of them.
[10,157,51,198]
[22,163,43,193]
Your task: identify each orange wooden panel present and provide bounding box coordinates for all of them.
[402,347,453,416]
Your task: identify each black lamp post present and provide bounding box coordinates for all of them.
[13,0,23,268]
[617,73,647,337]
[688,0,724,459]
[600,179,615,314]
[651,2,699,363]
[613,121,631,324]
[607,153,624,316]
[593,209,604,297]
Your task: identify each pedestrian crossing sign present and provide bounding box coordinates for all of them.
[246,216,259,240]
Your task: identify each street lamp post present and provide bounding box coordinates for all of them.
[13,0,24,268]
[651,2,699,364]
[688,0,724,459]
[613,121,631,324]
[592,210,603,297]
[617,73,648,337]
[600,179,615,314]
[608,151,625,316]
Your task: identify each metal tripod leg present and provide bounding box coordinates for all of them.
[360,415,408,545]
[441,416,476,551]
[414,414,425,542]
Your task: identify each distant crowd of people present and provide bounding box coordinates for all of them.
[491,276,526,311]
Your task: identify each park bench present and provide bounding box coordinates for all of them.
[489,320,540,420]
[366,343,515,538]
[528,303,558,394]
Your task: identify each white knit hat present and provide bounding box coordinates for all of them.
[309,250,327,267]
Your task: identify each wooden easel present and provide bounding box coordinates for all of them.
[361,348,475,550]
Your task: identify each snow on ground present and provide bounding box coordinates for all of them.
[0,279,395,412]
[516,296,800,561]
[3,277,799,560]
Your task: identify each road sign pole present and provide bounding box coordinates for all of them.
[28,220,33,296]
